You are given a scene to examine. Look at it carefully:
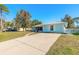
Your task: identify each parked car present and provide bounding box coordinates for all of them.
[2,27,17,32]
[2,28,8,32]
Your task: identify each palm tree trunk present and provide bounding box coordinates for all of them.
[0,8,3,32]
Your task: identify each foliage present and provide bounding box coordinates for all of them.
[0,4,9,31]
[31,19,42,26]
[61,14,74,28]
[73,33,79,35]
[73,17,79,27]
[15,10,31,31]
[5,21,14,27]
[0,4,9,13]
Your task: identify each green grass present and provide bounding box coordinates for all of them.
[0,31,29,42]
[46,34,79,55]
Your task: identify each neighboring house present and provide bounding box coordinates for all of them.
[19,28,32,31]
[32,22,67,33]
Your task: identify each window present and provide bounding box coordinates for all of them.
[50,25,53,31]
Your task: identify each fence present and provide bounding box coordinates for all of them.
[65,29,79,33]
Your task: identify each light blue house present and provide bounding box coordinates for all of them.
[32,22,67,33]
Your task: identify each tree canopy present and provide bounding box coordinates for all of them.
[31,19,42,26]
[15,10,31,31]
[61,14,74,28]
[0,4,9,31]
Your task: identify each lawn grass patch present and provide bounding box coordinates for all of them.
[0,31,29,42]
[46,34,79,55]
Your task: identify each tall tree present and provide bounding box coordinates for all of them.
[5,21,14,28]
[15,13,20,30]
[73,17,79,27]
[31,19,42,27]
[0,4,9,31]
[15,10,31,31]
[20,10,31,28]
[61,14,74,28]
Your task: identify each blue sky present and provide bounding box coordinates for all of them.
[4,4,79,24]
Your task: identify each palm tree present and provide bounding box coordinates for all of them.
[0,4,9,31]
[61,14,74,28]
[73,17,79,28]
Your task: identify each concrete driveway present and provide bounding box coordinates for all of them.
[0,33,61,55]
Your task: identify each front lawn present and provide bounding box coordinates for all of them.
[46,34,79,55]
[0,31,29,42]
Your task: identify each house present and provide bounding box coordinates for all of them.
[32,22,67,33]
[19,28,32,31]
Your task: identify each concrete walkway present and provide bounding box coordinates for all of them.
[0,33,61,55]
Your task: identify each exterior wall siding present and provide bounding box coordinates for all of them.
[32,23,66,33]
[43,25,50,32]
[65,29,79,33]
[42,24,65,33]
[53,24,65,33]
